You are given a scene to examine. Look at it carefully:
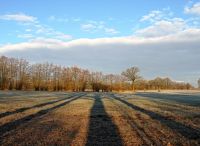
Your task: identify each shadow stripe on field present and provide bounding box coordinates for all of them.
[0,93,85,141]
[0,93,77,119]
[110,94,200,140]
[86,93,123,146]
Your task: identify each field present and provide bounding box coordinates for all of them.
[0,91,200,146]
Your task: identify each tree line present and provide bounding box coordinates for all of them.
[0,56,193,92]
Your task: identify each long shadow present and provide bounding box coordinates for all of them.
[0,93,77,119]
[0,93,85,141]
[135,92,200,107]
[110,94,200,140]
[86,93,123,146]
[0,92,49,98]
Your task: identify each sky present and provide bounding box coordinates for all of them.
[0,0,200,86]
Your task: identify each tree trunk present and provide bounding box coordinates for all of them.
[132,81,135,92]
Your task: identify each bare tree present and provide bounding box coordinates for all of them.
[31,64,43,91]
[16,59,29,90]
[0,55,194,92]
[154,77,163,92]
[0,56,9,89]
[104,74,114,91]
[8,58,18,90]
[121,67,141,91]
[79,69,90,91]
[70,66,81,91]
[90,72,103,92]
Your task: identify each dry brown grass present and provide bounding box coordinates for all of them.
[0,91,200,146]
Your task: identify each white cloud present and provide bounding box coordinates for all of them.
[140,10,163,22]
[81,23,96,31]
[11,16,73,41]
[0,13,37,22]
[33,26,72,40]
[138,6,200,38]
[54,32,72,40]
[1,28,200,53]
[0,13,72,41]
[25,29,32,32]
[0,38,67,52]
[140,8,173,22]
[136,18,186,37]
[104,28,119,34]
[185,2,200,15]
[81,21,119,35]
[48,16,81,23]
[17,34,33,39]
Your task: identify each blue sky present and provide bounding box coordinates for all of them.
[0,0,200,86]
[0,0,197,42]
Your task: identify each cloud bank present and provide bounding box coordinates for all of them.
[1,28,200,85]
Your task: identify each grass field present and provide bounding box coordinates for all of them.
[0,91,200,146]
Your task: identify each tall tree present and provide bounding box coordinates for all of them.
[0,56,9,89]
[16,59,29,90]
[121,67,141,91]
[198,78,200,89]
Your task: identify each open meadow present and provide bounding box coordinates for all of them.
[1,1,200,146]
[0,91,200,146]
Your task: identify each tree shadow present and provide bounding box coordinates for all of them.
[135,92,200,107]
[1,113,81,146]
[111,94,200,140]
[0,93,78,119]
[0,93,85,141]
[86,93,123,146]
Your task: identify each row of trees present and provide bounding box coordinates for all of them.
[0,56,194,92]
[134,77,193,91]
